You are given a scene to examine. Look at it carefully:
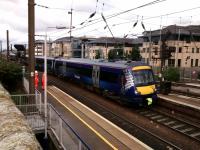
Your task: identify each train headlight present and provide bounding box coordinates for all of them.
[135,89,141,95]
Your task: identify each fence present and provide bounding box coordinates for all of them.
[152,66,200,82]
[11,90,44,131]
[11,90,90,150]
[48,103,89,150]
[179,67,200,82]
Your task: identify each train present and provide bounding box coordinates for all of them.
[35,56,157,106]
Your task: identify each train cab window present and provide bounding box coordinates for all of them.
[132,69,154,86]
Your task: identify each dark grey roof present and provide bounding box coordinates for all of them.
[55,36,81,42]
[35,40,44,43]
[143,25,200,37]
[54,37,71,42]
[35,40,52,44]
[87,37,143,45]
[54,36,143,45]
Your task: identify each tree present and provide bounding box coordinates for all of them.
[95,50,101,59]
[163,67,180,82]
[108,49,116,60]
[0,59,22,91]
[108,45,124,60]
[129,45,141,61]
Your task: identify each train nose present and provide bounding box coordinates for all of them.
[136,85,156,95]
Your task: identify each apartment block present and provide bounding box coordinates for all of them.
[140,25,200,68]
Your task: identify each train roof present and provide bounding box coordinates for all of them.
[54,57,149,69]
[35,56,149,69]
[35,56,54,60]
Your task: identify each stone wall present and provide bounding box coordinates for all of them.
[0,83,41,150]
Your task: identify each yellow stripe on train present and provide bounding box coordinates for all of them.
[136,85,156,95]
[132,66,151,71]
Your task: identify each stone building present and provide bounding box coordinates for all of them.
[51,36,143,59]
[140,25,200,68]
[35,40,52,56]
[85,37,143,59]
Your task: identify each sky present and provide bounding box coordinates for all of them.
[1,0,200,49]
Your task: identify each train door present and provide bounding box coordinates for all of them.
[62,61,66,77]
[92,65,100,88]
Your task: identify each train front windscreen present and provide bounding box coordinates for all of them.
[132,69,154,86]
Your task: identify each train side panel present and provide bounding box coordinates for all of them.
[99,66,123,95]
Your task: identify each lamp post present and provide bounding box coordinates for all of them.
[44,26,69,139]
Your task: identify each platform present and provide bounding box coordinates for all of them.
[47,85,151,150]
[158,94,200,111]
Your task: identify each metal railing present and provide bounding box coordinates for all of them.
[11,90,44,131]
[11,91,90,150]
[48,103,89,150]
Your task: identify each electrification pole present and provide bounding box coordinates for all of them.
[6,30,9,61]
[149,29,152,65]
[0,40,2,59]
[68,9,73,57]
[68,9,73,41]
[28,0,35,94]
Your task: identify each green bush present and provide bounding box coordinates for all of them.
[163,67,180,82]
[0,60,22,90]
[154,74,159,82]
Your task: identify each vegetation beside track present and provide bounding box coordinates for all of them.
[0,59,23,93]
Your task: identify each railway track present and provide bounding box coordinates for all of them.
[171,83,200,98]
[48,78,182,150]
[136,108,200,143]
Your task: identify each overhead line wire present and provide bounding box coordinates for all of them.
[112,6,200,27]
[72,0,167,32]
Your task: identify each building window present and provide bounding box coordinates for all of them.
[192,48,195,53]
[178,47,182,53]
[168,59,175,67]
[195,59,198,67]
[191,59,193,67]
[169,46,176,53]
[197,48,199,53]
[147,48,150,53]
[146,58,149,64]
[143,48,146,53]
[154,41,158,45]
[178,59,181,67]
[154,47,158,55]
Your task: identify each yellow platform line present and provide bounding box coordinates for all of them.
[48,88,118,150]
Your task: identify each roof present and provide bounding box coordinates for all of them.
[35,40,52,44]
[142,25,200,37]
[87,37,143,45]
[54,36,78,43]
[54,36,143,45]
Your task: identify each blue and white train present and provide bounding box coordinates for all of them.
[35,56,157,106]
